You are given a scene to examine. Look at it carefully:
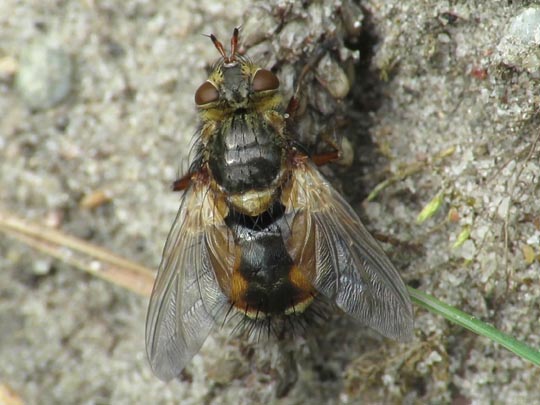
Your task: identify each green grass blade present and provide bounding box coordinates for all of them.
[408,286,540,367]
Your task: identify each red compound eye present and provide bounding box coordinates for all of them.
[195,81,219,105]
[252,69,279,92]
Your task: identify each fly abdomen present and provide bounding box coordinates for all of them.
[225,209,315,318]
[239,234,297,315]
[207,114,283,193]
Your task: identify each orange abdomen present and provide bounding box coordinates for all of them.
[222,204,315,318]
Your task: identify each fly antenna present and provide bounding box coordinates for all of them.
[208,34,227,60]
[230,27,240,62]
[207,28,241,64]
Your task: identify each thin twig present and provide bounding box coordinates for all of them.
[0,208,154,297]
[364,146,455,202]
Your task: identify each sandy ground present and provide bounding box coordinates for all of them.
[1,1,539,404]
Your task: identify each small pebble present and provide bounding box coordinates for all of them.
[316,54,350,99]
[496,7,540,74]
[33,258,52,275]
[16,41,73,110]
[0,56,18,81]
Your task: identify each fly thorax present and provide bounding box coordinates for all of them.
[207,113,285,215]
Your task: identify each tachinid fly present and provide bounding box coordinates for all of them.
[145,28,414,381]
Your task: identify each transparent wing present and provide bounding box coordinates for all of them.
[145,181,230,381]
[284,160,414,341]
